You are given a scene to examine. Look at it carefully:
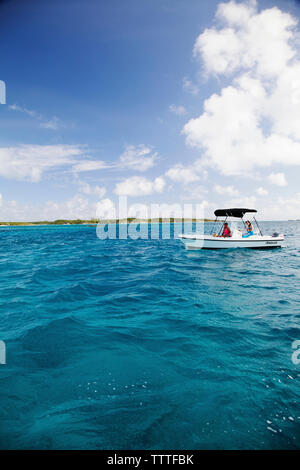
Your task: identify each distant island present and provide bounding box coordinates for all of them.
[0,218,214,226]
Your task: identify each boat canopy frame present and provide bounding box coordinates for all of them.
[210,208,263,236]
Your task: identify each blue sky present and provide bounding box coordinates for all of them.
[1,0,300,220]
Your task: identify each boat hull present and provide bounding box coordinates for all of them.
[178,234,284,250]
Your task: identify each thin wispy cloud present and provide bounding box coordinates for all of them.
[169,104,187,116]
[9,104,64,131]
[0,145,85,182]
[40,117,61,130]
[72,160,110,172]
[9,104,39,118]
[182,76,199,95]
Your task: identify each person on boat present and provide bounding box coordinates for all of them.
[221,222,232,237]
[243,220,254,237]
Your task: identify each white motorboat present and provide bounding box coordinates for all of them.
[178,208,284,250]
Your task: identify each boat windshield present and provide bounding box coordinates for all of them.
[210,217,259,237]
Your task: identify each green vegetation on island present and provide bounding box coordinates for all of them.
[0,219,99,226]
[0,218,214,226]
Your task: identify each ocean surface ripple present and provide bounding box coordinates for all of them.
[0,221,299,449]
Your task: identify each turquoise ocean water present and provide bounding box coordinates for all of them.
[0,221,299,449]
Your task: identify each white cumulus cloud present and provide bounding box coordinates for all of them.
[256,186,268,196]
[0,194,98,221]
[79,181,106,199]
[268,172,287,186]
[166,165,200,184]
[214,184,239,196]
[119,145,156,172]
[194,0,296,78]
[166,160,208,185]
[96,198,116,219]
[183,0,300,176]
[114,176,165,196]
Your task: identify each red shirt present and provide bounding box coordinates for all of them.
[222,227,231,237]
